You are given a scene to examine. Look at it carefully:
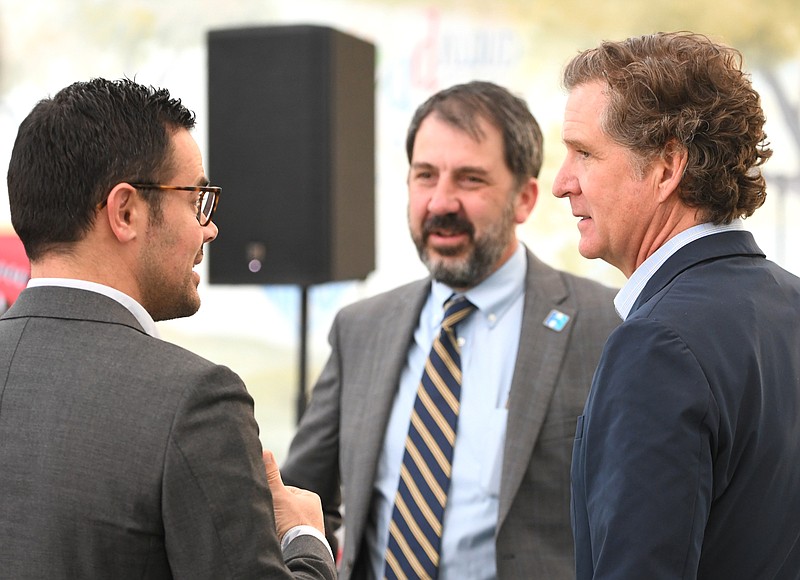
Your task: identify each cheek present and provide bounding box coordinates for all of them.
[585,171,626,210]
[170,223,203,260]
[466,204,497,229]
[407,193,428,221]
[597,192,641,240]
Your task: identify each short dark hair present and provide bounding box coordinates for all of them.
[7,78,196,261]
[405,81,544,187]
[562,31,772,224]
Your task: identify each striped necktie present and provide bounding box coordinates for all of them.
[384,296,477,580]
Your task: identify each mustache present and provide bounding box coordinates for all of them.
[422,213,475,239]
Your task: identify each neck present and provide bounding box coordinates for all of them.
[624,205,700,278]
[30,237,139,303]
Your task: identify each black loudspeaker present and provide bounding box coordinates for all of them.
[206,25,376,285]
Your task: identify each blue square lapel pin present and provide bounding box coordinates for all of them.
[543,309,570,332]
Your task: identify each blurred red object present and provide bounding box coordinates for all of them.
[0,232,30,307]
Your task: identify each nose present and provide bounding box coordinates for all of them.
[552,159,578,199]
[203,220,219,243]
[427,179,461,214]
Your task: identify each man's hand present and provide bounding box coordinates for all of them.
[263,450,326,539]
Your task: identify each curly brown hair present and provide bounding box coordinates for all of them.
[562,31,772,224]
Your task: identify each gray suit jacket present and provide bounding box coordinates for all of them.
[282,250,619,579]
[0,286,335,580]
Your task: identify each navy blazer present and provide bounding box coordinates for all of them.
[572,231,800,579]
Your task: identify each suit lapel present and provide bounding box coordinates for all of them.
[497,251,574,528]
[345,280,431,553]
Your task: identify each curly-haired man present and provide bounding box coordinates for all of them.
[554,31,800,578]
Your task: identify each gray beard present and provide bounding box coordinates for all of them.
[420,238,505,289]
[413,206,515,289]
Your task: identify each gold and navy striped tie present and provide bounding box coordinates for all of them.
[384,296,476,580]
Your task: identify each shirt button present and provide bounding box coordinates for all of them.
[457,337,466,347]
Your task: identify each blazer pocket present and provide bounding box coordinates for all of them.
[537,414,582,444]
[574,414,585,440]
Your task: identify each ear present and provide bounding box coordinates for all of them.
[101,183,145,243]
[513,177,539,224]
[656,141,689,203]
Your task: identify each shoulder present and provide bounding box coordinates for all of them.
[134,332,228,372]
[334,277,429,323]
[113,332,247,411]
[585,318,715,490]
[524,249,618,305]
[525,253,619,336]
[559,269,619,305]
[598,316,706,395]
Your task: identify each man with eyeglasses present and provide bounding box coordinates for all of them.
[0,78,335,579]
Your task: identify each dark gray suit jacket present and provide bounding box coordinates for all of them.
[572,231,800,578]
[0,286,335,580]
[283,250,619,579]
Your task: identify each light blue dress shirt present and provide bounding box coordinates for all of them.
[614,220,746,320]
[367,243,527,580]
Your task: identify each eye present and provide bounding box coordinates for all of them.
[412,170,435,183]
[565,141,591,160]
[460,174,486,188]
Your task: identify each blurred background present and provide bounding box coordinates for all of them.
[1,0,798,460]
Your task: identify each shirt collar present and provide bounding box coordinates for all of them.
[430,242,527,328]
[614,219,746,320]
[26,278,160,337]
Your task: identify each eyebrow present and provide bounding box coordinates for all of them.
[455,166,490,176]
[562,136,589,150]
[410,162,490,175]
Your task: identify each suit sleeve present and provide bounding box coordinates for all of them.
[282,316,346,555]
[162,364,336,580]
[573,318,717,579]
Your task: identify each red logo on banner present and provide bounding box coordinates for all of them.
[0,232,30,308]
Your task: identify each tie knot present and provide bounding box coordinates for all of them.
[441,296,476,332]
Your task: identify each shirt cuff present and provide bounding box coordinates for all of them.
[281,525,335,564]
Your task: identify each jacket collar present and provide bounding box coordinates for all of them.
[630,230,764,314]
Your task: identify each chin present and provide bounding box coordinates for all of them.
[577,239,602,260]
[155,290,202,322]
[185,291,202,316]
[426,251,468,272]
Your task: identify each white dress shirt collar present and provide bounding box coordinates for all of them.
[614,219,745,320]
[26,278,159,338]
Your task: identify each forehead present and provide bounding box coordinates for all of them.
[561,81,609,143]
[412,114,504,166]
